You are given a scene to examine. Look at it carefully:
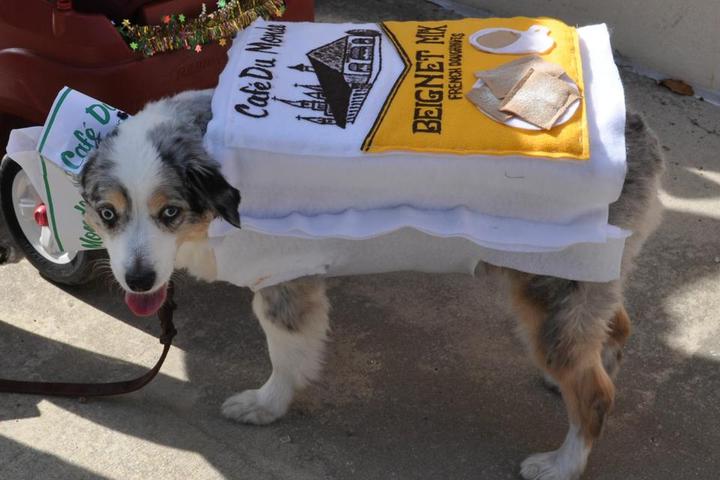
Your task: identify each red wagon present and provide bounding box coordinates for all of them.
[0,0,313,282]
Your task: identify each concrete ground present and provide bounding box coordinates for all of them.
[1,1,719,479]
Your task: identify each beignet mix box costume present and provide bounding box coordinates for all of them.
[6,17,630,288]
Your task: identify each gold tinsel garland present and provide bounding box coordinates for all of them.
[118,0,286,57]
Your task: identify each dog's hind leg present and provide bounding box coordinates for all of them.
[222,277,329,424]
[601,306,630,380]
[542,305,630,393]
[510,273,621,480]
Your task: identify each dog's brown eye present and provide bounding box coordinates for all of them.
[161,206,180,219]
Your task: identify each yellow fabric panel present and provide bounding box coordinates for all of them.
[363,18,590,160]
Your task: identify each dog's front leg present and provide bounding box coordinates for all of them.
[222,277,329,424]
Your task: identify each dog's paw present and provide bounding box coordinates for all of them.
[520,451,583,480]
[221,389,285,425]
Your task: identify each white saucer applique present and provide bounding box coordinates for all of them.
[469,25,555,55]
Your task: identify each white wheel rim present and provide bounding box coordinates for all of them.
[11,168,76,264]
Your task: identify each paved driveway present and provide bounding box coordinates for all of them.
[1,1,719,478]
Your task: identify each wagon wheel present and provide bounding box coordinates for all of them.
[0,157,103,284]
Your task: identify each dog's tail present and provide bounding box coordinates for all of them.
[610,112,666,279]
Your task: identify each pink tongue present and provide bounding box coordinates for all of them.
[124,284,168,317]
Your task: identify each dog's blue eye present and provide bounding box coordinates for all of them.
[99,208,115,222]
[162,207,179,219]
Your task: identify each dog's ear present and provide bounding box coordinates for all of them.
[186,163,241,229]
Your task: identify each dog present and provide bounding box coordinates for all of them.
[79,89,664,480]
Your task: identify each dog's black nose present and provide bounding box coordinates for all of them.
[125,269,156,292]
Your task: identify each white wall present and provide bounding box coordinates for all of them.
[454,0,720,93]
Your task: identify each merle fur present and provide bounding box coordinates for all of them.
[257,278,326,331]
[80,91,241,229]
[148,123,241,229]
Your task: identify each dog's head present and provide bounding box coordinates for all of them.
[80,91,240,316]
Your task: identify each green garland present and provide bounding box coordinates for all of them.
[118,0,286,57]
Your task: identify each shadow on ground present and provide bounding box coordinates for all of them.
[2,202,719,479]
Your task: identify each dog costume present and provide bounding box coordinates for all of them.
[6,18,629,288]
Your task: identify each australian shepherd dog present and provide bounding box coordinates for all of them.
[79,89,664,480]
